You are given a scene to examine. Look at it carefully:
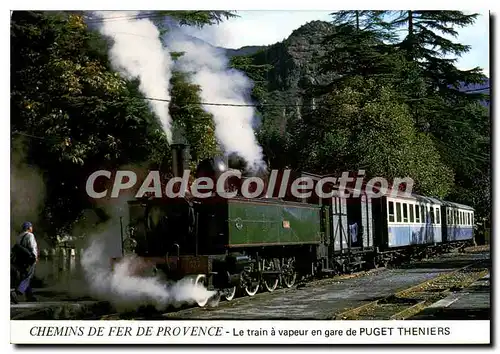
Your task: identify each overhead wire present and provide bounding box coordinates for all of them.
[11,11,490,150]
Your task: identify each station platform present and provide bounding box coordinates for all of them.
[409,273,491,320]
[10,287,110,320]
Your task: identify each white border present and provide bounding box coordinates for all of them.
[10,320,491,344]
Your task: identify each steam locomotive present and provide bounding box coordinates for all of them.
[116,144,475,306]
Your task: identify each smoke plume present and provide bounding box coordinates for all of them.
[93,11,173,142]
[166,30,266,172]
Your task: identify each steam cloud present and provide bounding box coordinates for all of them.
[81,240,217,312]
[93,11,173,142]
[167,31,266,172]
[10,137,47,246]
[92,11,265,170]
[77,194,217,312]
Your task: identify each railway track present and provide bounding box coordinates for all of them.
[98,266,388,320]
[332,260,489,320]
[97,249,489,320]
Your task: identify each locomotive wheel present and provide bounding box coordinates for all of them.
[221,286,237,301]
[262,259,279,292]
[240,265,260,296]
[242,275,260,296]
[194,274,209,307]
[242,280,260,296]
[281,257,297,288]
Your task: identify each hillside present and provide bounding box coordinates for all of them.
[228,20,337,137]
[224,45,267,57]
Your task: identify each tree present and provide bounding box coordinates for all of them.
[390,11,486,96]
[156,11,237,27]
[388,11,490,219]
[11,10,240,235]
[11,11,169,235]
[316,10,400,92]
[296,77,454,197]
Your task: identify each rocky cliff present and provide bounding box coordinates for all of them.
[226,20,336,136]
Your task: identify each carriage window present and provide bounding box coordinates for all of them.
[454,210,458,225]
[388,201,395,222]
[468,213,471,225]
[430,207,435,224]
[403,203,408,222]
[421,205,426,223]
[447,209,451,224]
[436,208,440,224]
[396,202,402,222]
[415,205,420,223]
[409,204,415,223]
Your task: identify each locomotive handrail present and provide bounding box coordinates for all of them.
[173,243,180,258]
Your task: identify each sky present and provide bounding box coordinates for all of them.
[185,10,490,77]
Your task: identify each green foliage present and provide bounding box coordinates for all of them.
[389,11,485,93]
[294,78,455,197]
[317,25,402,90]
[11,11,169,233]
[160,11,237,26]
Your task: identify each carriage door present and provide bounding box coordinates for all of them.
[331,196,349,252]
[361,194,374,249]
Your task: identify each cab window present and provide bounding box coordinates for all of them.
[388,201,395,222]
[396,202,402,222]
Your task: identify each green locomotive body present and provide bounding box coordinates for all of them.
[225,198,324,247]
[122,194,331,302]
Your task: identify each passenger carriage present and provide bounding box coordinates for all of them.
[441,201,475,243]
[383,195,443,248]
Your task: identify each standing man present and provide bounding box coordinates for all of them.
[11,221,38,303]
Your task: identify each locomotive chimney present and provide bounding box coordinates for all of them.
[171,143,191,178]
